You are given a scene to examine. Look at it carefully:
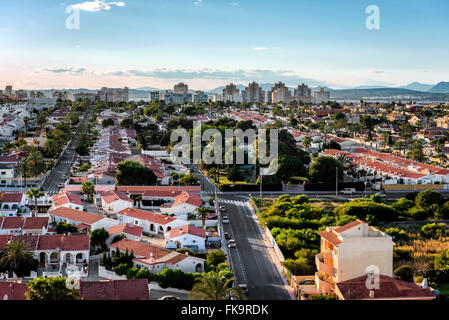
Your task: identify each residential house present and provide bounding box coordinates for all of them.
[96,190,133,214]
[51,192,84,211]
[49,207,118,232]
[165,225,207,252]
[116,207,187,235]
[0,217,49,235]
[110,238,205,273]
[159,192,203,220]
[107,223,143,243]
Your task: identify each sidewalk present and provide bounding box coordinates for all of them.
[246,201,297,300]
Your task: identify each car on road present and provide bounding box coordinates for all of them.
[341,188,356,195]
[220,206,226,212]
[375,192,387,198]
[222,218,230,224]
[238,284,249,295]
[57,183,64,188]
[224,232,231,240]
[227,240,236,249]
[159,296,180,300]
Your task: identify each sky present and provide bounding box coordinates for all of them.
[0,0,449,90]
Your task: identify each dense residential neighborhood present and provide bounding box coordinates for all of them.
[2,3,449,314]
[1,81,449,302]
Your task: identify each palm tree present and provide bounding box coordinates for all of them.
[302,136,312,148]
[26,150,46,177]
[189,270,246,300]
[0,240,35,277]
[336,154,352,171]
[194,207,210,228]
[80,181,95,202]
[26,188,43,217]
[17,160,29,188]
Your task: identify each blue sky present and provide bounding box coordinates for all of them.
[1,0,448,89]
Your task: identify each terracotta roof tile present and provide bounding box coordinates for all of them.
[108,223,143,237]
[49,207,104,225]
[169,225,206,239]
[117,208,177,225]
[80,279,149,300]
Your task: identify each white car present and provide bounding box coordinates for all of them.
[341,188,356,195]
[222,218,230,224]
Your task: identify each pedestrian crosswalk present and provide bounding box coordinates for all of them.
[218,199,248,206]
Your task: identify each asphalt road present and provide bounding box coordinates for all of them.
[42,106,94,193]
[189,165,291,300]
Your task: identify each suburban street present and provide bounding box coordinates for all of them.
[189,164,291,300]
[41,106,94,193]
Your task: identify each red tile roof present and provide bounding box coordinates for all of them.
[37,234,90,251]
[52,192,83,207]
[0,234,89,251]
[0,282,28,300]
[169,225,206,239]
[23,217,50,231]
[335,274,435,300]
[1,217,24,229]
[317,230,342,245]
[108,223,143,237]
[110,239,188,265]
[171,192,203,208]
[117,208,177,225]
[0,192,24,203]
[334,220,366,233]
[80,279,150,300]
[99,190,132,204]
[49,207,104,225]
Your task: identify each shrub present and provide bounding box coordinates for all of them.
[392,198,415,213]
[385,227,408,241]
[282,257,314,275]
[293,195,309,205]
[309,294,336,300]
[434,249,449,271]
[405,206,429,220]
[394,265,414,282]
[393,248,412,261]
[420,223,447,239]
[337,215,358,226]
[337,199,399,222]
[114,263,129,276]
[206,250,227,268]
[415,190,442,211]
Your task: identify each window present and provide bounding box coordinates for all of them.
[1,172,5,175]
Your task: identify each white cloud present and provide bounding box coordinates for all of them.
[69,0,125,12]
[253,47,269,51]
[229,2,239,6]
[194,0,203,7]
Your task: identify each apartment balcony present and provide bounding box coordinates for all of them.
[315,249,336,277]
[315,271,336,295]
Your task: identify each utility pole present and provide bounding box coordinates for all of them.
[260,173,263,198]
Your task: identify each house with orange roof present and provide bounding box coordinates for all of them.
[107,223,143,243]
[96,190,133,214]
[51,192,84,211]
[0,217,50,235]
[116,207,187,235]
[109,238,204,273]
[49,207,119,232]
[165,225,207,252]
[295,220,435,300]
[159,192,203,220]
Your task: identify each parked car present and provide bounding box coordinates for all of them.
[299,279,315,285]
[228,242,236,248]
[224,232,231,240]
[341,188,356,195]
[222,218,230,224]
[220,206,226,212]
[159,296,180,300]
[238,284,249,295]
